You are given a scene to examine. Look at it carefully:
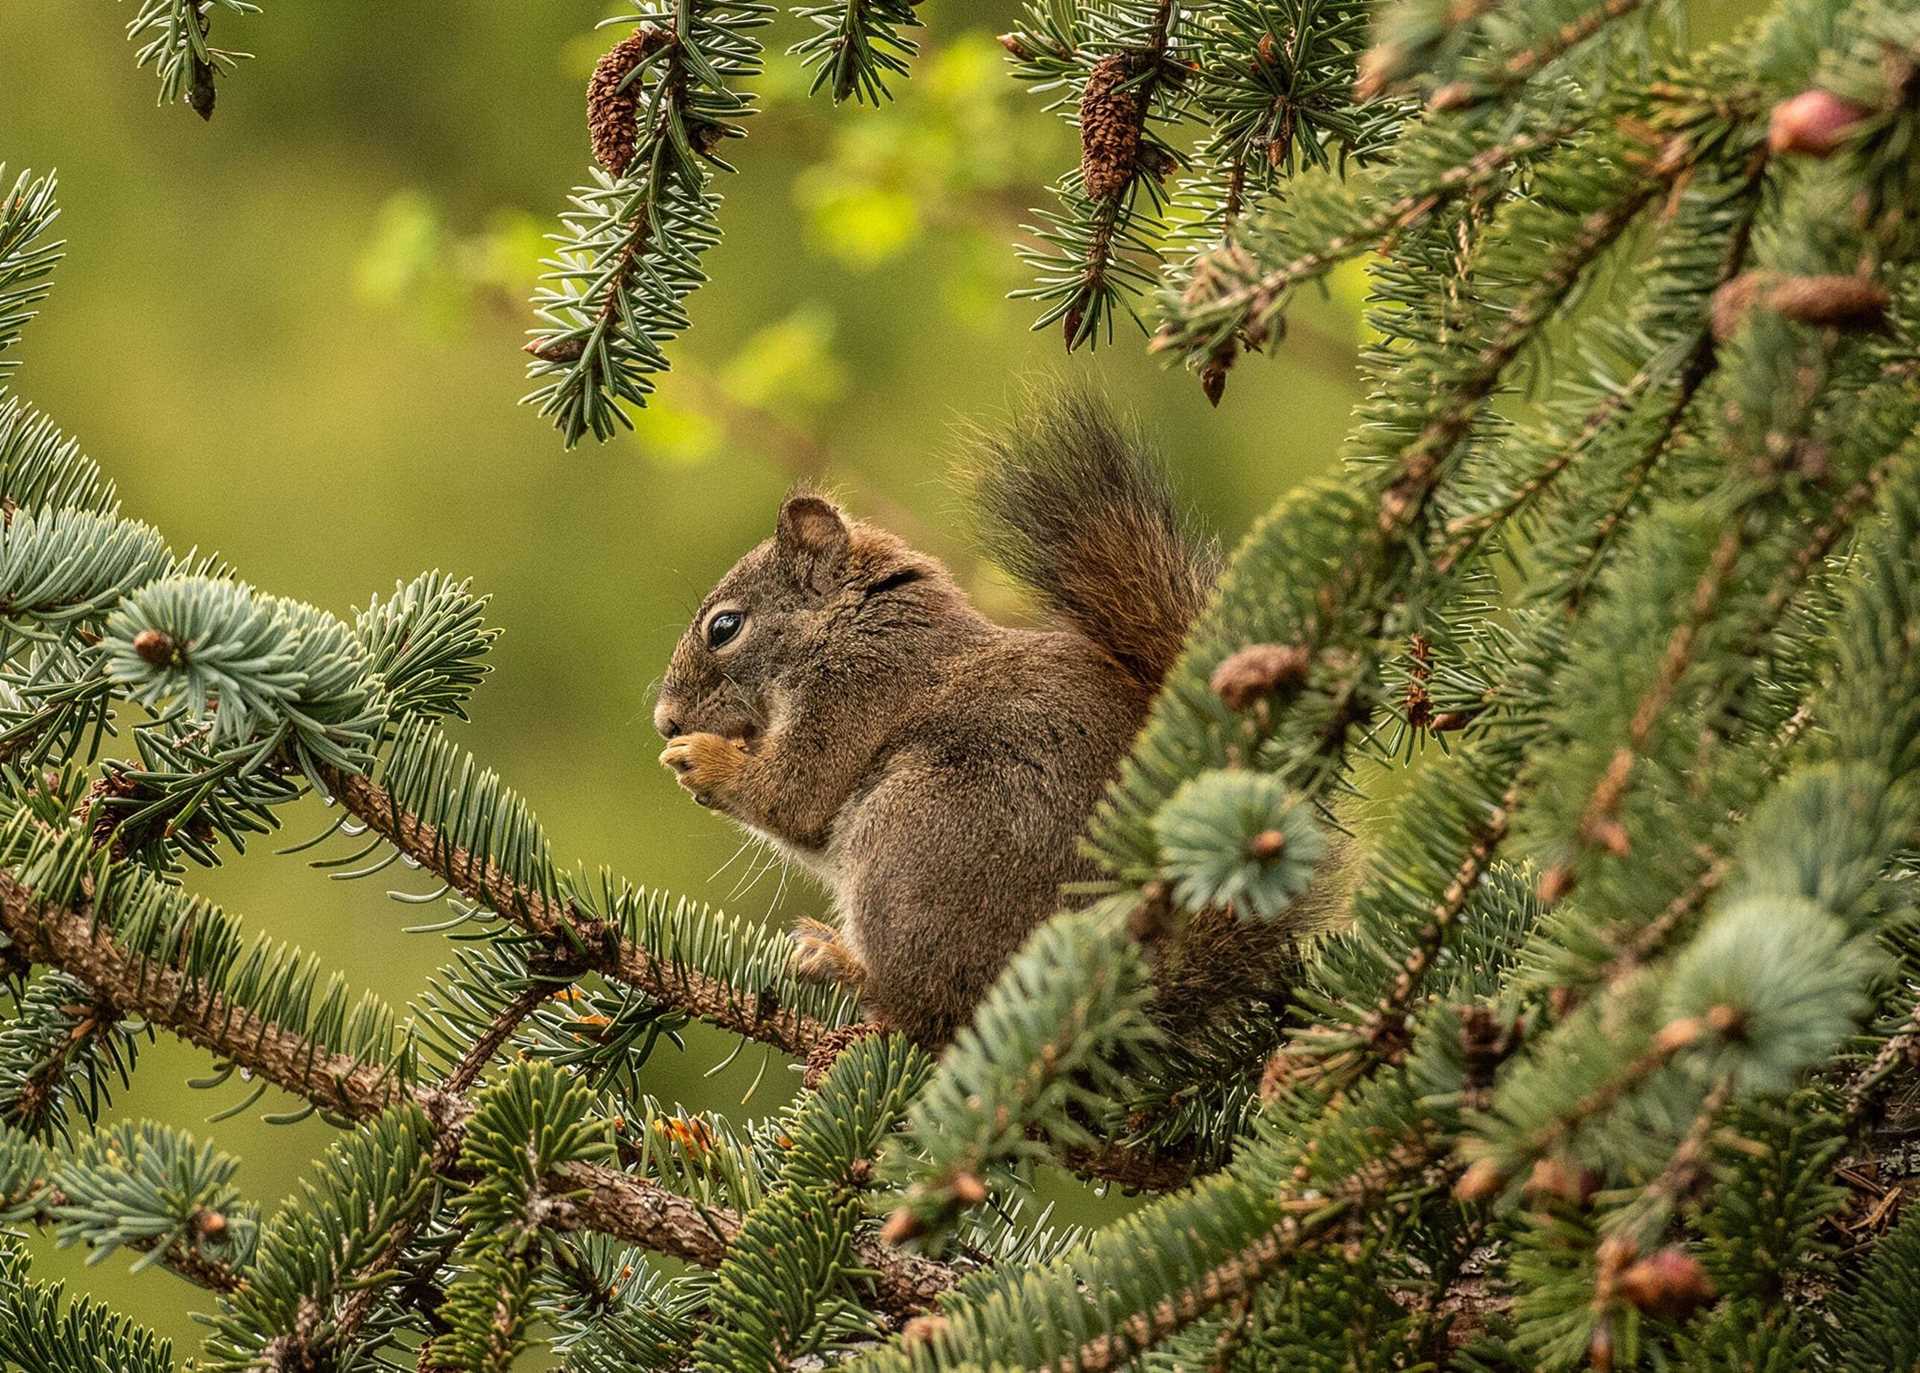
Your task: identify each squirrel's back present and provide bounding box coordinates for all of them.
[971,392,1220,695]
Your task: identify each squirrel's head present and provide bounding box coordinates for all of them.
[653,492,960,741]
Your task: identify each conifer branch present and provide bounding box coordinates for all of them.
[123,1,261,120]
[0,167,63,374]
[789,0,922,104]
[1848,995,1920,1126]
[1425,0,1650,113]
[322,767,837,1057]
[525,0,771,445]
[1332,780,1517,1076]
[1154,116,1583,366]
[547,1159,958,1320]
[1374,172,1666,536]
[0,870,407,1122]
[5,1171,246,1294]
[1043,1134,1452,1372]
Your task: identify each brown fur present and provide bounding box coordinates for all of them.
[654,396,1226,1046]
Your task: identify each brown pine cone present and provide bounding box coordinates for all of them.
[1080,55,1143,201]
[589,27,672,176]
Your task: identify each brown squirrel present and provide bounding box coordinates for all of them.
[653,394,1227,1047]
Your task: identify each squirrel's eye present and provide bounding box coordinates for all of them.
[706,611,744,649]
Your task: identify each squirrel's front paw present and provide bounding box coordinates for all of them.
[789,917,867,990]
[658,732,750,808]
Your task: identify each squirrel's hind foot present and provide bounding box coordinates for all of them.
[788,917,868,990]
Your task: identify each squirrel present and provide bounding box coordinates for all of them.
[655,392,1281,1048]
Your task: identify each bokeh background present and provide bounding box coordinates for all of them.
[0,0,1381,1355]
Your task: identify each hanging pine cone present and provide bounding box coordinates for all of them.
[589,26,671,176]
[1080,55,1143,201]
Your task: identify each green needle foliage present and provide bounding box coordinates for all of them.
[123,0,262,120]
[9,1,1920,1369]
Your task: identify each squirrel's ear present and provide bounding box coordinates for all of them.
[776,494,850,590]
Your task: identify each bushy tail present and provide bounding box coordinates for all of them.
[971,390,1220,692]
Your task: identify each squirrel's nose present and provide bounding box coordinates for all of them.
[653,699,684,740]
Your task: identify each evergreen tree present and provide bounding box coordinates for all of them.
[5,0,1920,1369]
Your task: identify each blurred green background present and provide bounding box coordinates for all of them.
[0,0,1378,1355]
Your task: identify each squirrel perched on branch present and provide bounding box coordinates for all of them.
[655,392,1309,1047]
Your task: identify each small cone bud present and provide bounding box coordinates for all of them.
[1615,1248,1715,1319]
[1354,44,1402,103]
[1538,864,1575,905]
[1247,828,1288,860]
[1654,1016,1705,1054]
[879,1206,924,1245]
[1454,1158,1505,1202]
[1210,643,1311,710]
[902,1314,949,1346]
[1200,355,1230,406]
[525,336,588,363]
[1768,89,1871,158]
[1711,272,1767,341]
[132,629,176,667]
[949,1171,988,1206]
[1127,880,1172,943]
[997,32,1029,58]
[1585,817,1631,857]
[1063,303,1086,351]
[1705,1003,1745,1038]
[1524,1157,1598,1207]
[1765,274,1889,331]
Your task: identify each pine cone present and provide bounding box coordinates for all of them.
[589,27,672,176]
[1080,55,1143,201]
